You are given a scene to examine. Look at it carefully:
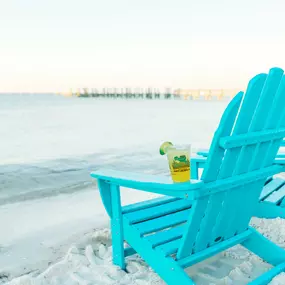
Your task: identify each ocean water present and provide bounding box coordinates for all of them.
[0,94,228,205]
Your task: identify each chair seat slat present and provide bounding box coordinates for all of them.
[122,196,179,214]
[145,224,186,247]
[155,238,181,256]
[265,184,285,204]
[125,199,192,224]
[132,209,191,235]
[259,178,285,200]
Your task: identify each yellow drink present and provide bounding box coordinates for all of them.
[167,147,191,183]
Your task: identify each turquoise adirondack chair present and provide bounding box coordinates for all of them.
[91,67,285,285]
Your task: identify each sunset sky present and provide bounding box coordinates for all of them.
[1,0,285,92]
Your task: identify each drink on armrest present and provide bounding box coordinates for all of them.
[160,142,191,183]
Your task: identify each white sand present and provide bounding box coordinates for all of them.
[3,187,285,285]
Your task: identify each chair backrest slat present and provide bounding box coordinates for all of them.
[197,92,244,183]
[177,68,285,260]
[262,77,285,167]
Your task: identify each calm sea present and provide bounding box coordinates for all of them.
[0,94,227,205]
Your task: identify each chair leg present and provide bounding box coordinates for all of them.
[242,228,285,266]
[111,184,126,270]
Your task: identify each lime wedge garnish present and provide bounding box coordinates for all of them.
[159,141,173,155]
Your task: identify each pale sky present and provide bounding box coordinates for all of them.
[1,0,285,92]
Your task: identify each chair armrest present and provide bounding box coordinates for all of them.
[191,155,208,163]
[91,169,204,199]
[196,148,210,157]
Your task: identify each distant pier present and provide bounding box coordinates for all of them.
[61,87,241,100]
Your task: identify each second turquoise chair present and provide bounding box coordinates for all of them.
[191,144,285,219]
